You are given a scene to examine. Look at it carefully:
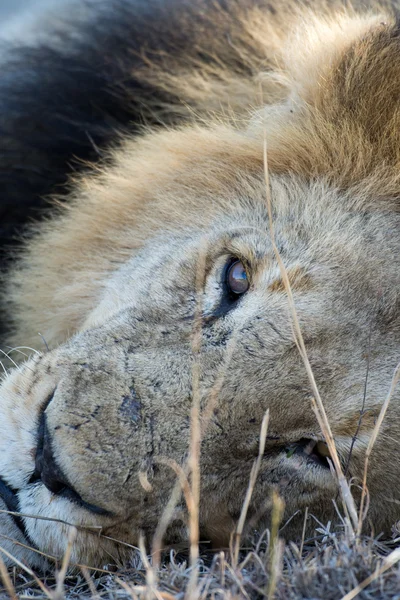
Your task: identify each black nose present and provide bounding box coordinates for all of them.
[29,412,70,495]
[29,407,112,516]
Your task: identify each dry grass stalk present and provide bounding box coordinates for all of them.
[0,553,17,600]
[266,491,285,600]
[232,410,270,567]
[153,455,196,566]
[115,577,138,600]
[200,330,238,439]
[157,592,177,600]
[299,506,309,558]
[151,471,188,570]
[139,534,160,600]
[357,362,400,537]
[53,526,77,600]
[119,583,176,600]
[267,539,284,600]
[151,243,208,585]
[80,566,100,600]
[138,471,153,493]
[262,138,358,534]
[268,490,284,567]
[0,508,102,532]
[186,242,208,599]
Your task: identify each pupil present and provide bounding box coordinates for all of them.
[228,260,249,295]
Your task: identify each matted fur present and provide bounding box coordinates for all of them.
[0,0,399,569]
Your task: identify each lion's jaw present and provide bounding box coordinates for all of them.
[0,176,399,567]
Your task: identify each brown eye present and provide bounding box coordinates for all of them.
[226,260,249,295]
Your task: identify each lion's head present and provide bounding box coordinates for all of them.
[0,4,399,568]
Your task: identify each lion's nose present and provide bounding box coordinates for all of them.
[29,402,112,516]
[29,411,70,495]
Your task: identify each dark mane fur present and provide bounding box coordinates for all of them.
[0,0,274,263]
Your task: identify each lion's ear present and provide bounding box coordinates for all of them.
[265,11,400,201]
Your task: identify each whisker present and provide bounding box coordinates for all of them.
[5,346,42,358]
[0,349,20,370]
[344,323,373,476]
[0,360,9,378]
[0,349,35,373]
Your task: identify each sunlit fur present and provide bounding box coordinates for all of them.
[0,0,399,568]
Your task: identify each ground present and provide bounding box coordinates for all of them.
[1,527,400,599]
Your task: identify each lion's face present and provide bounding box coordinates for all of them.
[1,174,399,567]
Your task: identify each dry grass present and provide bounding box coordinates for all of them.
[1,148,400,600]
[2,528,400,600]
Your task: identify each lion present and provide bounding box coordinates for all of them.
[0,0,399,569]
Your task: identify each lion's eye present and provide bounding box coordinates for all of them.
[226,260,249,295]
